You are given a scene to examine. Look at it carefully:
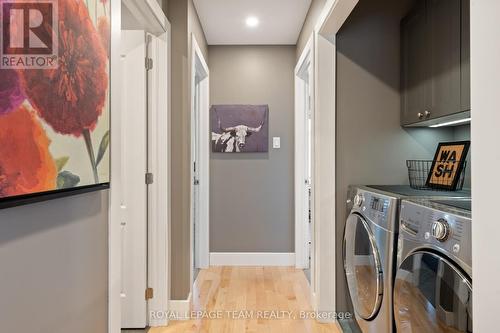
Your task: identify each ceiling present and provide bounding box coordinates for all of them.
[193,0,312,45]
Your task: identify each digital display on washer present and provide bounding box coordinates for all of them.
[371,197,385,212]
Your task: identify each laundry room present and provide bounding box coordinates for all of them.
[334,0,471,331]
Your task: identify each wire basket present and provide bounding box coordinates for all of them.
[406,160,467,191]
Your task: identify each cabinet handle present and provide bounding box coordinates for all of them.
[417,112,424,119]
[424,110,431,118]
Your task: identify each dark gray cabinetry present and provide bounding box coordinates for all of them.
[401,2,427,124]
[427,0,461,120]
[401,0,470,126]
[461,0,470,111]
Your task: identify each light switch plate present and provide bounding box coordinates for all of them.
[273,137,281,149]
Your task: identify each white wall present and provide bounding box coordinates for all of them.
[471,0,500,330]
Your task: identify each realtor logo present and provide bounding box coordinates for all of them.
[1,0,58,69]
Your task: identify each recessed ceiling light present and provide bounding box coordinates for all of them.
[246,16,259,28]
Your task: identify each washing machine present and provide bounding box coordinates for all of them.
[343,186,470,333]
[394,198,472,332]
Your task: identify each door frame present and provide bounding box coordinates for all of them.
[109,0,171,331]
[294,35,315,271]
[146,30,171,328]
[190,34,210,289]
[307,0,359,321]
[119,29,149,329]
[471,1,500,331]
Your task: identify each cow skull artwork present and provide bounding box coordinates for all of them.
[211,105,269,153]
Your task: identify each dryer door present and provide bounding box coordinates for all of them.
[344,213,383,320]
[393,251,472,333]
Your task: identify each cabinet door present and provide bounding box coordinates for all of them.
[401,2,428,125]
[427,0,461,119]
[461,0,470,111]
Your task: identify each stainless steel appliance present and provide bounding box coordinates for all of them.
[343,186,470,333]
[394,199,472,333]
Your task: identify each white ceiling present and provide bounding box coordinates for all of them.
[193,0,312,45]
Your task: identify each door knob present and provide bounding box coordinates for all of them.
[424,110,431,118]
[417,112,424,119]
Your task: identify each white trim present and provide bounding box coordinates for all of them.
[315,0,359,37]
[189,34,210,297]
[294,34,315,272]
[109,1,122,332]
[109,1,171,331]
[471,2,500,331]
[210,253,296,266]
[312,32,337,321]
[122,0,168,32]
[298,0,358,321]
[168,293,192,320]
[146,27,171,328]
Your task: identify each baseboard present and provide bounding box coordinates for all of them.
[311,291,318,312]
[168,292,192,320]
[210,252,295,266]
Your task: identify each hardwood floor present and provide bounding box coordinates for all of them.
[150,266,341,333]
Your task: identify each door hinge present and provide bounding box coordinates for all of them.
[145,287,154,300]
[145,57,153,70]
[145,173,154,185]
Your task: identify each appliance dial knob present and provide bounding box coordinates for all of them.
[353,194,364,208]
[431,218,450,242]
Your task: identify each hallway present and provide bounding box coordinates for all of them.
[150,267,341,333]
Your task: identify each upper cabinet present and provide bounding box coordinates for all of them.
[461,0,471,111]
[401,2,427,124]
[401,0,470,126]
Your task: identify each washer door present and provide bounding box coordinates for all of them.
[394,251,473,333]
[344,213,383,320]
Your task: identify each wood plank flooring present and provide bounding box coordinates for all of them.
[150,266,341,333]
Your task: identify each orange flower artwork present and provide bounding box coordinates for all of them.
[0,0,110,206]
[19,0,108,137]
[0,106,57,198]
[98,16,111,57]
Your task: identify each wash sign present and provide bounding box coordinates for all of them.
[426,141,470,190]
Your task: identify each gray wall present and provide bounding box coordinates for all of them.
[167,0,189,301]
[335,0,457,312]
[0,191,108,333]
[167,0,208,300]
[188,0,208,59]
[209,46,296,253]
[296,0,327,60]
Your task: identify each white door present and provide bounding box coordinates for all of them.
[146,31,171,327]
[120,30,148,329]
[192,77,201,269]
[191,36,210,280]
[304,62,313,270]
[295,52,314,270]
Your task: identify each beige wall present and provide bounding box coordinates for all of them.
[188,0,208,59]
[0,192,108,333]
[208,46,296,253]
[167,0,207,300]
[296,0,327,60]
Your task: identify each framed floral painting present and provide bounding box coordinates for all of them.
[0,0,111,208]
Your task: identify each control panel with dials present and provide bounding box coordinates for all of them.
[399,199,472,269]
[350,190,398,232]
